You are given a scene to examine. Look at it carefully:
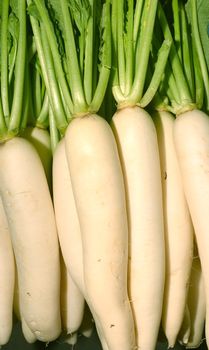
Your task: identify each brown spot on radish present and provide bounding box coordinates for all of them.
[26,292,31,296]
[164,171,167,180]
[110,324,115,328]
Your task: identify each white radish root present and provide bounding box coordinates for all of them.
[111,106,165,350]
[174,109,209,348]
[0,137,61,342]
[65,114,136,350]
[153,110,194,347]
[0,197,15,346]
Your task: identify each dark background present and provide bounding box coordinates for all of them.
[1,322,208,350]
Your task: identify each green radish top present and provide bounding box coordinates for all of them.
[0,0,27,142]
[27,0,111,135]
[151,0,209,115]
[110,0,171,110]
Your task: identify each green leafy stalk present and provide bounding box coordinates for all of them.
[33,65,42,117]
[180,2,195,100]
[60,0,87,113]
[30,0,111,123]
[49,104,60,154]
[192,34,204,109]
[133,0,143,48]
[128,0,158,104]
[27,6,53,105]
[83,1,94,104]
[172,0,182,62]
[113,0,164,107]
[157,2,193,111]
[8,13,19,84]
[20,60,30,130]
[139,39,171,108]
[89,0,111,113]
[32,0,73,114]
[190,0,209,112]
[8,0,27,136]
[40,24,68,133]
[0,99,7,139]
[36,92,49,128]
[1,0,10,118]
[117,0,126,94]
[124,0,134,96]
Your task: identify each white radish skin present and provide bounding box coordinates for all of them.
[53,138,109,350]
[178,304,191,346]
[111,106,165,350]
[22,126,52,188]
[0,197,15,345]
[65,114,136,350]
[13,267,36,343]
[21,317,37,344]
[186,256,206,348]
[53,139,85,293]
[174,109,209,348]
[13,128,53,344]
[152,110,194,347]
[0,137,61,342]
[60,255,85,335]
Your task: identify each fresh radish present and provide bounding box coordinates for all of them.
[157,1,209,346]
[110,0,171,348]
[152,109,194,347]
[30,1,136,349]
[21,126,52,188]
[60,255,85,342]
[65,114,135,350]
[174,109,209,347]
[0,197,15,346]
[111,106,165,350]
[186,254,205,348]
[53,138,109,350]
[0,137,61,342]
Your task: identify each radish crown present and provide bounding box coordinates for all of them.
[28,0,111,135]
[152,0,208,115]
[111,0,171,109]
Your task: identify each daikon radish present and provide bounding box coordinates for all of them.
[0,197,15,345]
[0,137,61,342]
[13,266,36,344]
[60,254,85,337]
[53,138,109,350]
[109,0,171,347]
[29,1,135,348]
[174,109,209,347]
[111,106,165,350]
[152,109,194,347]
[186,254,206,348]
[22,126,52,188]
[65,114,136,350]
[53,139,85,294]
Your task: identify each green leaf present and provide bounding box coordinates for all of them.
[197,0,209,71]
[27,2,42,21]
[47,0,65,32]
[8,13,19,81]
[9,0,19,17]
[186,0,209,71]
[68,0,91,34]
